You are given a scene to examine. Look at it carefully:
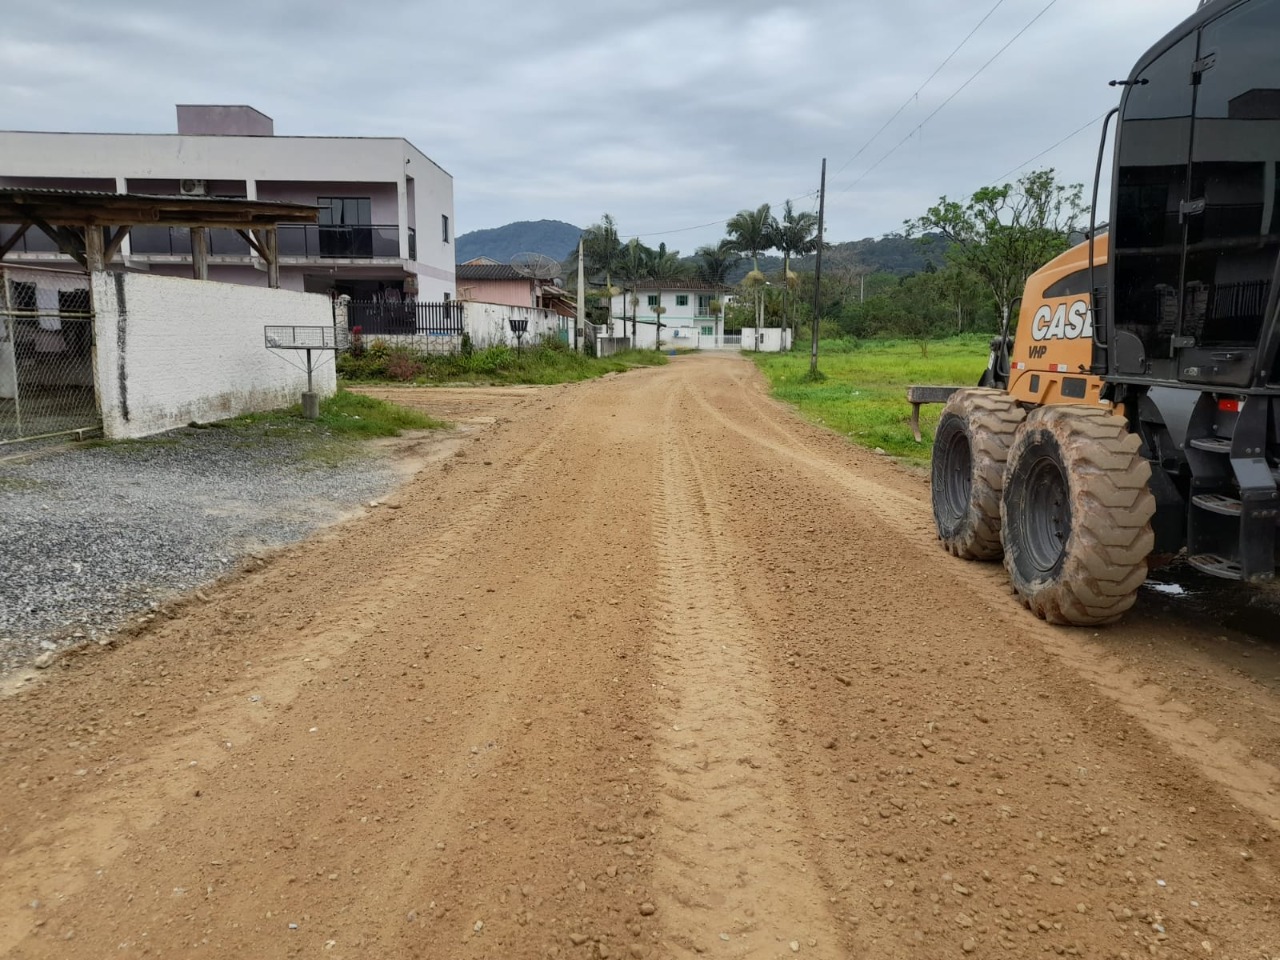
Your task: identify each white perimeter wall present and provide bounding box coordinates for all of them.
[91,272,336,439]
[741,327,792,352]
[463,302,566,348]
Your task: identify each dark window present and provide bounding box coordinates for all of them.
[1112,32,1197,374]
[647,295,658,307]
[1042,269,1092,299]
[317,198,371,225]
[441,215,450,243]
[8,280,36,311]
[1061,377,1088,399]
[676,294,689,307]
[316,198,372,258]
[1184,0,1280,357]
[57,288,90,315]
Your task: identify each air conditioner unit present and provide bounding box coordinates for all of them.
[179,179,207,196]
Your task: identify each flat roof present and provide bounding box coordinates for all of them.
[0,187,317,228]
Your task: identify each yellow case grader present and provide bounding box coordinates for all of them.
[929,0,1280,625]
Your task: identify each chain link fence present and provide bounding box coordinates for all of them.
[1,266,100,443]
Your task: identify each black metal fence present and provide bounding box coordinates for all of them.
[346,299,463,336]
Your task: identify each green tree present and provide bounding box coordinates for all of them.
[726,203,776,276]
[904,169,1087,336]
[769,200,819,342]
[726,204,778,348]
[644,242,691,348]
[615,238,653,341]
[694,240,742,287]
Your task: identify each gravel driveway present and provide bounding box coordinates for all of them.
[0,423,410,671]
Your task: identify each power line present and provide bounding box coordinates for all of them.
[985,111,1108,186]
[830,0,1009,180]
[618,0,1064,245]
[619,188,820,243]
[835,0,1061,196]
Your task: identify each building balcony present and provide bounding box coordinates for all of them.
[0,223,416,263]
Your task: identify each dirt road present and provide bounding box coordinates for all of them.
[3,355,1278,959]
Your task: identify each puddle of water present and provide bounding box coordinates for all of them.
[1142,560,1280,644]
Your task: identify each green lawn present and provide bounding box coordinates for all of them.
[751,336,991,462]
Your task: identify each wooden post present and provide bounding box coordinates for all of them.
[266,228,280,289]
[191,227,209,281]
[83,224,105,272]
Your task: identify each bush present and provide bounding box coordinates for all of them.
[385,352,424,381]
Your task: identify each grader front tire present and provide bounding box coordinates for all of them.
[931,389,1026,560]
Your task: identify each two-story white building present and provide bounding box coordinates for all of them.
[607,279,728,348]
[0,105,455,300]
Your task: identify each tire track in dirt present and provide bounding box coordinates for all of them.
[683,357,1280,829]
[0,395,581,954]
[647,383,848,958]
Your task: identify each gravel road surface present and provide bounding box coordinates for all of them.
[1,356,1277,959]
[0,424,413,671]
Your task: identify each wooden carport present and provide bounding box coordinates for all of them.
[0,188,316,287]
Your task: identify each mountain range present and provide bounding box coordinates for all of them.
[456,220,582,265]
[456,219,946,279]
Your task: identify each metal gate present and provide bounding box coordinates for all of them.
[1,266,100,443]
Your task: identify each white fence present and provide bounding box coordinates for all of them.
[92,272,335,439]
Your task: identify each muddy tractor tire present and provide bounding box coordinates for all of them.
[1000,405,1156,626]
[931,388,1026,560]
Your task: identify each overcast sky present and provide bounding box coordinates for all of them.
[2,0,1189,251]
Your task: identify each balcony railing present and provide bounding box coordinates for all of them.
[0,223,415,261]
[278,224,409,259]
[129,226,252,256]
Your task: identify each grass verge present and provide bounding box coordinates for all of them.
[337,341,668,386]
[751,336,990,463]
[224,388,445,437]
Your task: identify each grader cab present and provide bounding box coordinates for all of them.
[925,0,1280,625]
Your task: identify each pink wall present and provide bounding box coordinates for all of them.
[461,279,534,308]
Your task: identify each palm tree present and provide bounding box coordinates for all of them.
[770,200,819,341]
[694,240,742,287]
[644,242,691,349]
[615,238,650,342]
[726,204,777,348]
[725,204,776,277]
[575,214,624,327]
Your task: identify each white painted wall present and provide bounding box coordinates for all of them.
[605,318,708,350]
[462,302,567,348]
[90,271,336,439]
[741,327,792,352]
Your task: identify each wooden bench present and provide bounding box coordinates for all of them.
[906,385,963,443]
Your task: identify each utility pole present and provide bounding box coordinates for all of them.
[809,158,827,379]
[575,237,584,353]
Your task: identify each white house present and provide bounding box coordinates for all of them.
[0,105,455,301]
[607,279,729,349]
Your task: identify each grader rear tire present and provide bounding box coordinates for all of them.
[931,389,1026,560]
[1000,406,1155,626]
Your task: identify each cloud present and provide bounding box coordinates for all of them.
[1,0,1198,252]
